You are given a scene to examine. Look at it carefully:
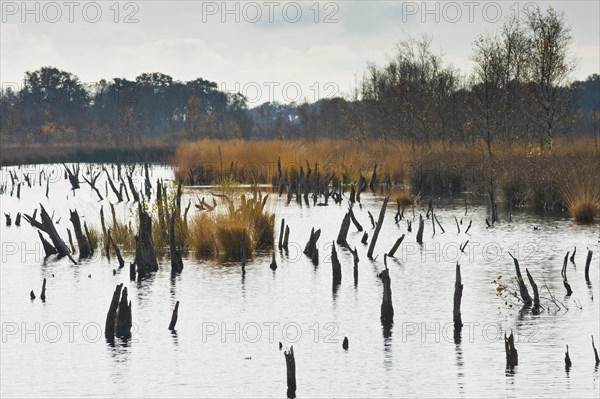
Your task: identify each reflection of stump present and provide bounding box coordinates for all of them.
[584,250,593,282]
[504,331,518,369]
[284,346,296,399]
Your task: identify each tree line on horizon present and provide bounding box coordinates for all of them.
[1,6,598,157]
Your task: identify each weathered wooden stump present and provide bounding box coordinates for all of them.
[388,234,405,258]
[525,269,541,314]
[465,220,472,234]
[508,253,532,307]
[593,336,600,365]
[565,345,572,369]
[343,337,349,350]
[15,212,21,226]
[561,252,573,296]
[380,255,394,325]
[115,287,132,339]
[349,246,359,286]
[453,263,463,331]
[70,210,90,259]
[367,196,389,260]
[135,208,158,278]
[168,301,179,330]
[38,231,58,257]
[24,205,76,264]
[284,346,297,399]
[336,213,351,248]
[348,207,363,231]
[104,283,122,340]
[278,219,285,250]
[331,242,342,285]
[107,229,125,268]
[303,227,321,263]
[270,252,278,271]
[40,278,46,302]
[4,213,11,226]
[416,214,424,244]
[361,232,368,245]
[170,213,183,276]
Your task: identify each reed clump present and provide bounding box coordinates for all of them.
[561,166,600,223]
[188,191,275,259]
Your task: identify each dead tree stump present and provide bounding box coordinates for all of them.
[348,207,363,231]
[303,227,321,265]
[416,214,424,245]
[367,195,389,260]
[169,301,179,330]
[561,252,573,296]
[284,346,297,399]
[380,255,394,325]
[508,252,532,307]
[170,213,183,276]
[453,263,463,331]
[70,209,90,259]
[336,213,351,248]
[38,231,58,257]
[526,269,541,314]
[135,208,158,277]
[388,234,405,258]
[283,226,290,251]
[331,242,342,285]
[115,287,132,339]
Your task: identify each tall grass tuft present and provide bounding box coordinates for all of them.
[561,167,600,223]
[188,190,275,260]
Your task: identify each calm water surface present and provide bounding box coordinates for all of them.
[1,164,599,398]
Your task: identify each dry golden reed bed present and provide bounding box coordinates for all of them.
[174,138,600,222]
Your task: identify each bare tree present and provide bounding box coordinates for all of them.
[525,6,575,156]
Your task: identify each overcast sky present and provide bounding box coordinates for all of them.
[1,1,598,105]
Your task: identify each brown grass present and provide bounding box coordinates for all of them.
[561,166,600,222]
[188,190,275,259]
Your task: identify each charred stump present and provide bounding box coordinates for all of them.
[585,249,593,282]
[38,231,58,257]
[453,263,463,332]
[331,242,342,286]
[561,252,573,296]
[135,209,158,277]
[336,213,351,248]
[416,214,424,245]
[505,331,518,369]
[388,234,405,258]
[526,269,541,314]
[169,213,184,276]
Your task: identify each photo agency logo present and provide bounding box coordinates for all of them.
[1,1,140,23]
[2,321,140,343]
[199,1,340,24]
[219,80,340,105]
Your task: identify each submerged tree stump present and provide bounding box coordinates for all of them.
[135,209,158,277]
[105,284,123,340]
[361,232,368,245]
[283,225,290,251]
[348,207,363,231]
[40,278,46,302]
[565,345,572,369]
[24,205,76,263]
[336,213,351,248]
[388,234,405,258]
[278,219,286,250]
[270,252,278,271]
[38,231,58,257]
[115,287,132,339]
[303,227,321,264]
[526,269,541,314]
[453,263,463,331]
[508,253,532,307]
[561,252,573,296]
[107,229,125,268]
[592,336,600,366]
[169,301,180,330]
[15,212,21,226]
[169,213,183,276]
[367,195,389,260]
[70,210,90,259]
[331,242,342,285]
[416,214,425,244]
[349,246,359,286]
[284,346,297,399]
[380,255,394,325]
[4,213,11,227]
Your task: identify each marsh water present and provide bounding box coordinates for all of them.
[1,163,599,398]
